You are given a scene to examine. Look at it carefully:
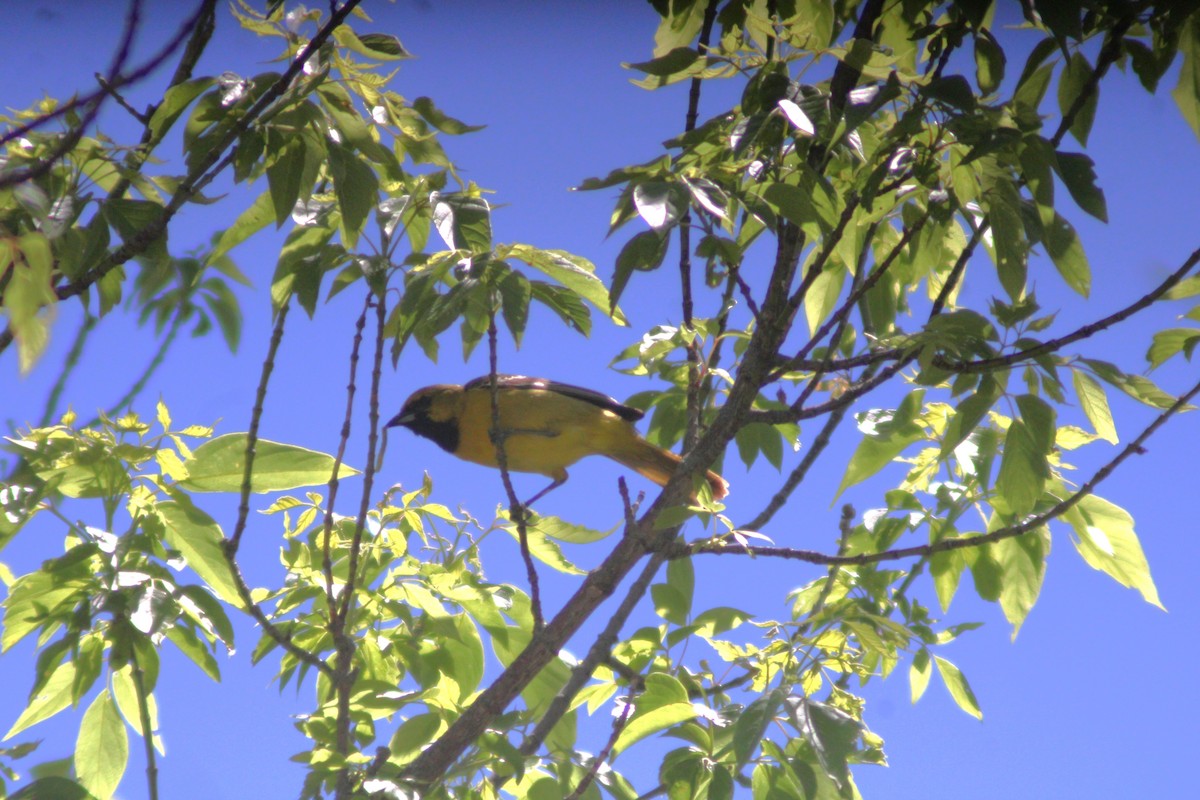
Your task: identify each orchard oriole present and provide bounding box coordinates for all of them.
[387,375,728,503]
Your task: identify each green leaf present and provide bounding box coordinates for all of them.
[940,376,1003,457]
[147,77,214,143]
[497,269,531,346]
[611,230,668,309]
[3,232,57,373]
[164,623,220,681]
[529,281,592,336]
[1013,37,1057,113]
[804,265,845,336]
[4,660,77,740]
[789,695,866,787]
[351,31,412,60]
[625,46,703,77]
[529,515,616,544]
[111,667,159,743]
[652,557,694,625]
[156,500,242,607]
[624,46,705,88]
[1072,370,1118,443]
[1081,358,1181,410]
[973,29,1006,95]
[179,434,359,493]
[994,527,1050,636]
[1042,211,1090,296]
[692,606,753,638]
[501,244,628,326]
[985,179,1027,300]
[995,395,1055,516]
[1146,328,1200,369]
[1057,51,1097,146]
[266,137,307,227]
[836,390,925,498]
[9,777,97,800]
[75,690,127,800]
[412,96,484,134]
[929,548,966,612]
[102,198,168,267]
[611,673,697,756]
[1052,152,1107,222]
[388,713,443,765]
[432,193,492,253]
[504,522,586,576]
[762,180,835,232]
[1172,13,1200,141]
[206,189,274,263]
[327,140,378,247]
[271,223,340,315]
[732,689,785,769]
[1065,495,1163,608]
[734,422,786,470]
[1033,0,1082,43]
[632,180,686,231]
[933,656,983,719]
[909,648,932,702]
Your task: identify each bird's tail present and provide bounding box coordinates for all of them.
[611,437,729,500]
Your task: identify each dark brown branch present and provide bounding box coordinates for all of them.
[512,552,666,767]
[934,244,1200,374]
[679,0,720,451]
[741,374,861,532]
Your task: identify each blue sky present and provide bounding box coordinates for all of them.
[3,1,1199,797]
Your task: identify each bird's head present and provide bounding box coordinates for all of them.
[387,384,462,453]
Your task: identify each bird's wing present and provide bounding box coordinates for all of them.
[464,374,645,422]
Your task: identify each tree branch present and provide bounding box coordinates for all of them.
[688,367,1200,567]
[0,0,364,356]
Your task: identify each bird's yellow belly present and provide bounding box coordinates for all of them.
[454,390,621,479]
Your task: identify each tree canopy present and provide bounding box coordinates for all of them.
[2,1,1199,798]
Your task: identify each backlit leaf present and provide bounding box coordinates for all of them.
[933,656,983,719]
[1065,495,1163,608]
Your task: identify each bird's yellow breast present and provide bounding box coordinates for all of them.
[453,385,637,480]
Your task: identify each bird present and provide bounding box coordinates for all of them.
[386,374,728,505]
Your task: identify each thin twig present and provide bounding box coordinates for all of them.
[486,315,543,631]
[320,294,372,612]
[687,367,1200,567]
[565,692,636,800]
[678,0,720,451]
[129,642,160,800]
[0,0,364,356]
[337,292,388,625]
[0,0,145,188]
[511,552,667,768]
[229,302,290,553]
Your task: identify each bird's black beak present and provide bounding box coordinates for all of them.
[386,411,411,428]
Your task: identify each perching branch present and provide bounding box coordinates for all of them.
[486,314,544,632]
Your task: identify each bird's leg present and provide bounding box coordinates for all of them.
[521,473,567,511]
